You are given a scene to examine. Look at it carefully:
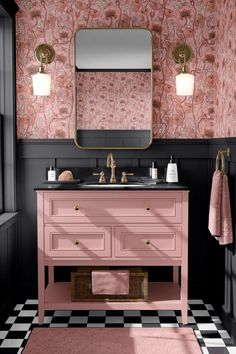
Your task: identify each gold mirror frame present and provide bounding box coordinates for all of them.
[74,28,153,150]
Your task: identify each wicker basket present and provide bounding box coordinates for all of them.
[71,267,148,302]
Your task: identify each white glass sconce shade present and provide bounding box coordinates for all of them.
[172,43,194,96]
[175,72,194,96]
[32,72,51,96]
[32,44,55,96]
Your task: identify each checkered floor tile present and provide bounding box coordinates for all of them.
[0,299,235,353]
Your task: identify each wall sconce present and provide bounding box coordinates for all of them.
[32,43,55,96]
[172,43,194,96]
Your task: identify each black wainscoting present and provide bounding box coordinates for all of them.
[0,213,18,322]
[208,138,236,342]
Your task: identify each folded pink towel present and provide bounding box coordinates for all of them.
[208,170,222,237]
[219,174,233,245]
[209,170,233,245]
[91,270,129,295]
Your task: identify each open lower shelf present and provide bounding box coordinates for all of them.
[45,281,182,311]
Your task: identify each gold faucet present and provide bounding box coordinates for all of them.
[107,152,116,183]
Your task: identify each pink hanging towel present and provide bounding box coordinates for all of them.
[209,150,233,245]
[219,174,233,245]
[208,170,222,237]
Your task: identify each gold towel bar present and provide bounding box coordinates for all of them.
[219,148,231,157]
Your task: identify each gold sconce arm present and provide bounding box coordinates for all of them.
[172,43,193,69]
[172,43,194,96]
[34,43,55,66]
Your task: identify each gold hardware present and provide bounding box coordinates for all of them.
[74,240,80,245]
[146,240,150,245]
[35,44,55,64]
[34,43,55,73]
[107,152,116,183]
[121,171,134,184]
[215,148,231,175]
[172,43,193,66]
[221,148,231,157]
[146,206,151,211]
[74,205,80,211]
[93,171,106,183]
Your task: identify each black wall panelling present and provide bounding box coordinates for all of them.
[0,215,18,321]
[208,138,236,342]
[17,138,215,303]
[0,0,19,320]
[0,115,3,212]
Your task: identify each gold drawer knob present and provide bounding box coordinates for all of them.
[74,240,80,245]
[146,206,151,211]
[74,205,80,211]
[146,240,150,245]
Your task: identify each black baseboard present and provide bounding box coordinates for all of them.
[17,283,38,301]
[0,291,16,323]
[221,306,236,344]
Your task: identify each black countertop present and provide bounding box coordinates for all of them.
[34,182,189,191]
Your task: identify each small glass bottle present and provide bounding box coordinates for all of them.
[48,166,56,181]
[151,162,158,179]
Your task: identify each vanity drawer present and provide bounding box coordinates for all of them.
[43,191,182,224]
[114,225,182,258]
[44,225,111,259]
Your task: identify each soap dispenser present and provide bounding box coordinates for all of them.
[166,156,178,183]
[48,166,56,181]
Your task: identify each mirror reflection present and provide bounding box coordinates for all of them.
[75,29,152,149]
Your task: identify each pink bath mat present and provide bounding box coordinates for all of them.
[23,327,201,354]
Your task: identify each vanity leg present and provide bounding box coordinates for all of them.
[173,266,179,283]
[48,266,54,284]
[37,193,45,325]
[38,264,45,324]
[181,264,188,324]
[181,192,188,325]
[38,250,45,324]
[38,307,45,325]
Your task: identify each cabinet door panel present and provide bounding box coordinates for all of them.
[44,225,111,259]
[44,191,182,224]
[114,225,182,258]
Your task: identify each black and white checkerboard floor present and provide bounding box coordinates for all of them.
[0,299,235,353]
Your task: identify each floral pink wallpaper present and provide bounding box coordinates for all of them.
[16,0,219,139]
[214,0,236,137]
[76,72,151,130]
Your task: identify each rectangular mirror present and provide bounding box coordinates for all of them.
[74,29,153,149]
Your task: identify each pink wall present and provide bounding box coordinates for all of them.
[76,72,151,130]
[16,0,219,139]
[214,0,236,138]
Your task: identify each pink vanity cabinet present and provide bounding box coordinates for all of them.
[36,189,189,324]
